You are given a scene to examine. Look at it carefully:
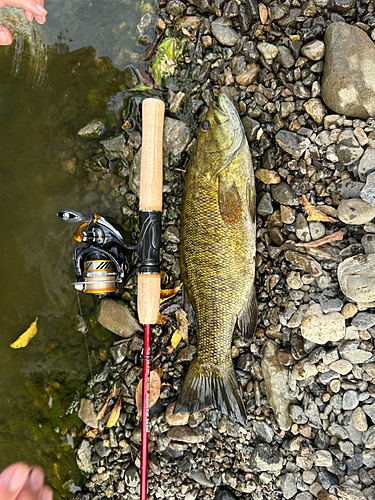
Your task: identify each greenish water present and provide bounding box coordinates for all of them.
[0,0,147,497]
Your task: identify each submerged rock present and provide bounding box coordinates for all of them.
[322,23,375,119]
[76,440,94,474]
[97,298,142,338]
[78,120,106,138]
[261,340,292,430]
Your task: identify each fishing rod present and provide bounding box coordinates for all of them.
[138,97,164,500]
[57,97,165,500]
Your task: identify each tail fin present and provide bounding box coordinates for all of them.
[174,359,247,425]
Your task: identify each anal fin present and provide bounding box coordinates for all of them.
[237,284,257,339]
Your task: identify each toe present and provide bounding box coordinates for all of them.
[0,26,12,45]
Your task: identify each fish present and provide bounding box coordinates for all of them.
[174,93,257,425]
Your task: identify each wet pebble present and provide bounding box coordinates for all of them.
[337,198,375,225]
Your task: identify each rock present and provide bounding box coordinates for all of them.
[76,440,94,474]
[124,65,142,89]
[301,40,325,60]
[322,23,375,119]
[277,46,295,68]
[275,131,311,159]
[166,0,186,16]
[242,116,261,142]
[211,17,240,46]
[124,464,140,488]
[255,169,281,184]
[78,119,106,138]
[339,178,365,198]
[188,470,214,487]
[343,390,359,410]
[362,233,375,254]
[341,303,358,319]
[167,426,205,443]
[301,303,346,344]
[330,359,353,375]
[292,359,318,380]
[342,349,372,364]
[361,172,375,207]
[271,182,299,206]
[78,399,98,428]
[314,450,332,467]
[261,340,291,430]
[296,447,314,470]
[110,341,129,364]
[166,402,189,426]
[257,192,274,215]
[352,312,375,329]
[215,488,237,500]
[249,444,283,472]
[257,42,278,59]
[303,99,326,125]
[280,473,297,499]
[309,221,325,241]
[235,63,261,86]
[101,133,132,162]
[359,147,375,181]
[352,407,368,432]
[337,198,375,225]
[129,148,142,196]
[252,420,274,444]
[363,426,375,448]
[336,130,364,166]
[296,214,311,242]
[163,117,192,164]
[97,298,142,338]
[336,485,366,500]
[338,254,375,304]
[285,251,322,276]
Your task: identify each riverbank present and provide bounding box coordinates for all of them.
[73,1,375,499]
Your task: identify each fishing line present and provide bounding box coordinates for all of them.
[76,290,93,379]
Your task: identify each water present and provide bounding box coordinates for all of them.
[0,0,147,497]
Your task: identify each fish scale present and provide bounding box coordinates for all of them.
[174,93,257,424]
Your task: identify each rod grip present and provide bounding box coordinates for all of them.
[137,274,161,325]
[140,98,165,212]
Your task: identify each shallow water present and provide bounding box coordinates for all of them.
[0,0,145,497]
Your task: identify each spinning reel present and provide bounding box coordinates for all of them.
[57,208,161,297]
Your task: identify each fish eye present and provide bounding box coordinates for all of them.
[202,120,210,131]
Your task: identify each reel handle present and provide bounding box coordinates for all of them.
[57,209,94,224]
[137,98,165,325]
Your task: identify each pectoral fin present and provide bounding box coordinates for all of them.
[237,284,257,339]
[218,178,242,224]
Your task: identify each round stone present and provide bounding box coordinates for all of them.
[301,40,325,60]
[341,303,358,319]
[337,198,375,225]
[352,407,368,432]
[166,402,190,426]
[301,303,346,344]
[338,254,375,304]
[330,359,353,375]
[342,390,359,410]
[330,379,341,393]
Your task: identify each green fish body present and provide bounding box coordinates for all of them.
[174,93,257,424]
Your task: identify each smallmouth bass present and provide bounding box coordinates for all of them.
[174,93,257,424]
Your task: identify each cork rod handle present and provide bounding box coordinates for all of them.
[139,98,165,212]
[138,98,164,325]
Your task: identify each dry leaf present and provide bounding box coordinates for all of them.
[160,283,183,304]
[94,397,110,424]
[175,309,189,343]
[171,329,182,349]
[10,317,38,349]
[85,429,99,438]
[297,230,345,248]
[157,312,168,325]
[136,370,161,419]
[107,392,122,428]
[302,194,338,222]
[259,3,268,24]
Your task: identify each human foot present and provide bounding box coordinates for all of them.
[0,462,53,500]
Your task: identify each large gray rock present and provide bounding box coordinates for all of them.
[337,198,375,224]
[338,254,375,304]
[261,340,291,431]
[97,298,142,338]
[322,23,375,119]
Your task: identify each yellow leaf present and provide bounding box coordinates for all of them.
[160,283,183,304]
[107,392,122,428]
[259,3,268,24]
[157,312,168,325]
[136,370,161,419]
[94,397,110,425]
[171,329,182,349]
[10,317,38,349]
